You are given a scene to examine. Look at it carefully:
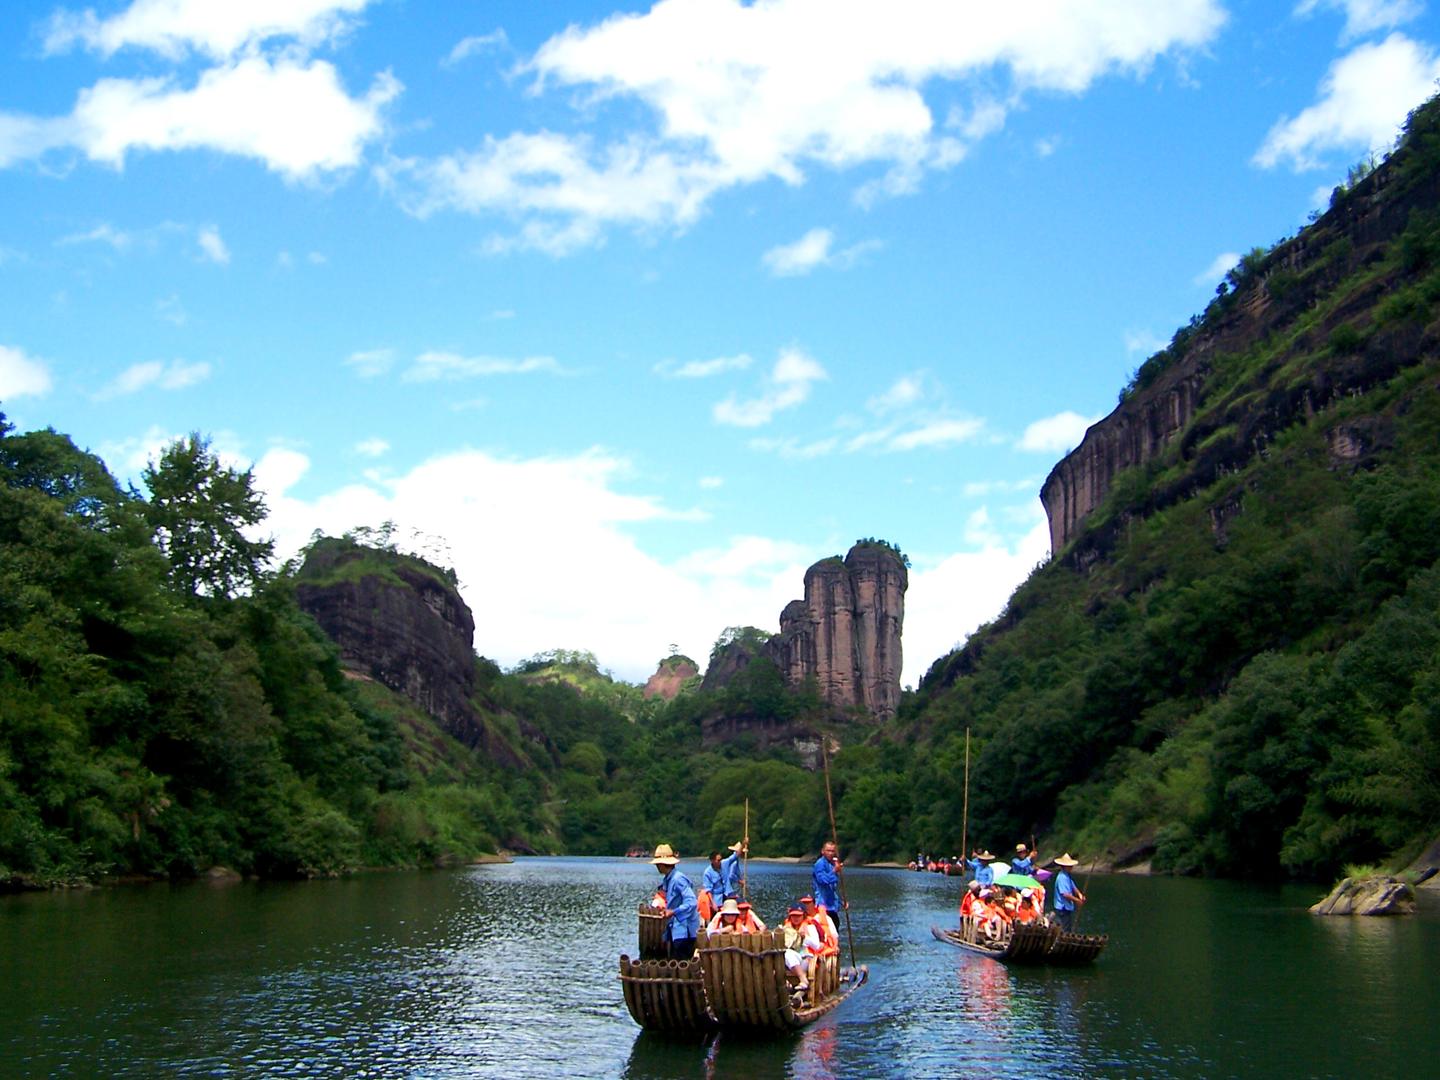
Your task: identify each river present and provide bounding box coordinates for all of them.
[4,857,1437,1078]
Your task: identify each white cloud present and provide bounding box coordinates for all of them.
[1035,134,1061,157]
[699,475,724,489]
[1295,0,1423,41]
[345,347,394,378]
[713,347,827,427]
[354,437,390,458]
[395,0,1227,250]
[94,357,211,399]
[0,344,54,399]
[761,226,880,276]
[443,29,510,68]
[1254,34,1440,170]
[903,512,1051,686]
[253,445,793,682]
[45,0,375,60]
[747,434,841,459]
[197,225,230,264]
[1017,410,1097,453]
[155,293,187,325]
[655,353,753,378]
[867,374,925,414]
[402,352,564,382]
[888,417,985,451]
[58,222,134,249]
[97,424,184,475]
[307,251,327,265]
[1194,250,1241,286]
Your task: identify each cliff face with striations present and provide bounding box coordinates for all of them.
[768,545,908,722]
[704,542,907,729]
[294,538,526,768]
[1042,148,1440,562]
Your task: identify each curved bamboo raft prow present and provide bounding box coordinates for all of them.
[931,921,1107,965]
[618,954,715,1033]
[636,903,668,960]
[700,929,868,1031]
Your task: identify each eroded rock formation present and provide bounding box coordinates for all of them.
[642,656,699,700]
[705,542,908,726]
[1309,875,1416,916]
[1042,154,1440,560]
[769,545,908,723]
[294,538,525,767]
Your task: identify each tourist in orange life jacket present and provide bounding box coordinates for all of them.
[736,901,767,932]
[781,906,819,992]
[1015,889,1041,924]
[706,897,745,934]
[799,895,839,956]
[959,879,981,919]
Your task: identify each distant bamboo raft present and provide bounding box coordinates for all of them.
[620,917,868,1033]
[930,920,1107,965]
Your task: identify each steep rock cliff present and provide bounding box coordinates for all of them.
[642,655,699,700]
[294,539,525,767]
[1042,143,1440,562]
[706,542,907,726]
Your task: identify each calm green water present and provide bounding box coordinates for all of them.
[4,858,1437,1078]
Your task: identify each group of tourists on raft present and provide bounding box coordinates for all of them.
[960,843,1088,937]
[648,838,846,996]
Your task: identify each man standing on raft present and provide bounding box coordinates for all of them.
[812,840,846,914]
[652,844,700,958]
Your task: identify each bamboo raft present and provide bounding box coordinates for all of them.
[931,920,1107,965]
[621,920,868,1033]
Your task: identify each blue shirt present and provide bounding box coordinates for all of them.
[812,855,841,912]
[1053,870,1078,912]
[968,858,994,886]
[1012,855,1034,876]
[701,864,725,899]
[721,850,742,899]
[661,868,700,940]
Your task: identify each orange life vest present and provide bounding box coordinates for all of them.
[808,910,840,956]
[737,912,760,933]
[697,890,715,924]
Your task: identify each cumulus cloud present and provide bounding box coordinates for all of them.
[197,225,229,264]
[888,417,986,451]
[761,227,879,276]
[1017,410,1097,453]
[1254,34,1440,170]
[354,437,390,458]
[4,1,399,180]
[402,352,564,382]
[394,0,1227,250]
[867,374,926,414]
[654,353,753,378]
[904,511,1051,685]
[94,357,211,399]
[44,0,375,60]
[250,444,807,681]
[1295,0,1424,41]
[713,347,827,427]
[0,344,54,399]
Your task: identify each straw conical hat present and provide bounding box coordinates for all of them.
[651,843,679,865]
[1053,852,1079,867]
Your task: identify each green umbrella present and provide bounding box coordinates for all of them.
[993,872,1042,890]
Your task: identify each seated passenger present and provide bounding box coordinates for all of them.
[799,895,840,956]
[707,897,744,935]
[782,907,820,991]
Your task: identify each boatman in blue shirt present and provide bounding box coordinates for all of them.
[967,849,996,885]
[651,844,700,958]
[1012,843,1036,877]
[701,840,746,908]
[1050,852,1086,932]
[812,840,846,913]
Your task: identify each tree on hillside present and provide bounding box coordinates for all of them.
[143,434,273,598]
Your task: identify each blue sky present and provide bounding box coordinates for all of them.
[2,0,1438,684]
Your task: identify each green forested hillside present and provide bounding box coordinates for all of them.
[873,95,1440,880]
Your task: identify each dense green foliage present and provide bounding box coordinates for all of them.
[0,428,564,886]
[882,95,1440,881]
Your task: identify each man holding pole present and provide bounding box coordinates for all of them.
[812,840,845,914]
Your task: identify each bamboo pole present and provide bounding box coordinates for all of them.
[820,737,857,973]
[960,727,970,879]
[742,797,750,900]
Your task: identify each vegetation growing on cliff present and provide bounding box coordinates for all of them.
[882,92,1440,881]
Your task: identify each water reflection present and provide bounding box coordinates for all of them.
[2,861,1439,1078]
